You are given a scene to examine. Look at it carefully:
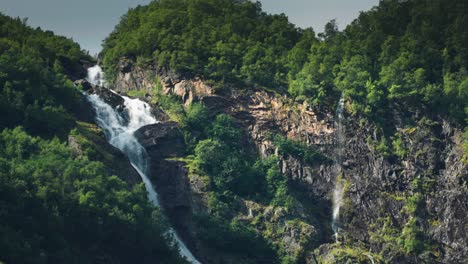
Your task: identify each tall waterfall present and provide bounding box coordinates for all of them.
[331,96,345,242]
[86,65,200,264]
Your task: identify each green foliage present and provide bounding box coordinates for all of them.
[157,94,186,122]
[254,156,294,208]
[209,114,242,144]
[370,193,427,257]
[372,135,391,158]
[0,14,187,263]
[182,102,210,132]
[290,0,467,123]
[192,115,261,196]
[0,13,93,137]
[369,216,405,257]
[401,218,425,254]
[391,133,408,159]
[24,104,74,140]
[281,255,296,264]
[101,0,305,89]
[315,243,377,264]
[189,113,297,205]
[194,214,276,262]
[102,0,467,126]
[96,1,468,262]
[194,138,233,190]
[404,193,424,215]
[0,127,186,264]
[126,89,146,98]
[271,134,327,165]
[206,192,232,219]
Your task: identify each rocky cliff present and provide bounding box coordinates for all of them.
[112,60,467,264]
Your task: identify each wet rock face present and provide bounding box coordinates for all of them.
[334,116,468,263]
[151,159,194,242]
[134,121,192,228]
[89,87,124,109]
[134,121,199,256]
[74,78,126,110]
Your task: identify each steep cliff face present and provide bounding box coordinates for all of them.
[113,60,467,263]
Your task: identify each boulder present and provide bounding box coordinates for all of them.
[134,121,185,158]
[90,87,124,109]
[74,79,93,91]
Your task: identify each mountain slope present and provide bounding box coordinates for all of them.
[101,0,467,263]
[0,13,187,264]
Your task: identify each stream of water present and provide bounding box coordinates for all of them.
[331,96,345,242]
[86,65,200,263]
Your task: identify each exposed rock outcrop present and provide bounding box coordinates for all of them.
[74,79,93,91]
[90,87,124,109]
[134,122,185,158]
[134,121,203,260]
[114,59,468,263]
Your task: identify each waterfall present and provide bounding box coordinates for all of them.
[85,66,200,264]
[331,96,345,242]
[87,65,106,87]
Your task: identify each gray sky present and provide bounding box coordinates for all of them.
[0,0,378,56]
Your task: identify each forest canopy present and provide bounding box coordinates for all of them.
[102,0,467,125]
[0,13,187,263]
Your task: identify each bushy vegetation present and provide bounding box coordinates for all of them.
[271,134,328,166]
[189,112,288,202]
[103,0,467,128]
[314,243,379,264]
[0,127,186,263]
[0,13,94,139]
[194,214,277,263]
[102,0,312,89]
[3,0,467,262]
[290,0,467,125]
[99,2,468,261]
[0,14,187,263]
[167,100,299,261]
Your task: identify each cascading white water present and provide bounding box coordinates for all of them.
[331,96,345,242]
[87,65,106,87]
[86,66,200,264]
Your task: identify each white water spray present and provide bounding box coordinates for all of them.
[87,65,106,87]
[331,96,345,242]
[86,66,200,264]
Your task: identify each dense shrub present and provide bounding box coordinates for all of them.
[0,127,186,263]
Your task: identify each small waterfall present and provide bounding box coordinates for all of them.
[331,96,345,242]
[87,65,106,87]
[85,66,200,264]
